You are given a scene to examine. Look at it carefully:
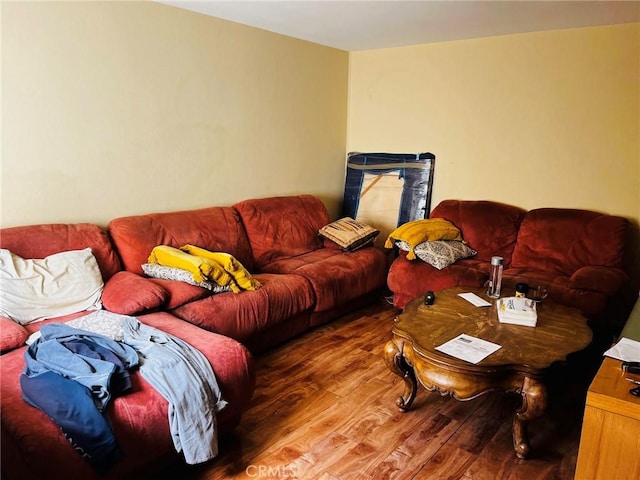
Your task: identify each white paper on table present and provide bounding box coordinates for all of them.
[458,292,492,307]
[435,334,502,364]
[603,337,640,363]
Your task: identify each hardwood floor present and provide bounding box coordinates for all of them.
[164,298,597,480]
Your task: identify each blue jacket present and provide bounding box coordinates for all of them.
[24,323,139,411]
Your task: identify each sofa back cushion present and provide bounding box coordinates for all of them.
[233,195,329,270]
[108,206,255,274]
[431,200,526,266]
[511,208,629,276]
[0,223,121,281]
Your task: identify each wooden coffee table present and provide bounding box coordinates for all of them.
[383,286,592,459]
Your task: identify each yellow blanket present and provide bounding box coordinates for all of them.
[180,245,261,291]
[148,245,234,288]
[384,218,463,260]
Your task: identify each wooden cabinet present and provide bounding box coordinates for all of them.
[574,356,640,479]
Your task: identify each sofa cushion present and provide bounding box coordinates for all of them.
[233,195,329,270]
[387,255,488,309]
[510,208,629,276]
[260,247,388,312]
[108,206,255,275]
[0,223,121,281]
[503,267,608,317]
[101,271,168,315]
[171,273,315,343]
[568,266,628,296]
[145,278,213,310]
[0,316,28,353]
[431,200,526,265]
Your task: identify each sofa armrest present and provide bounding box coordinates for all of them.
[0,316,28,353]
[102,271,168,315]
[569,266,628,296]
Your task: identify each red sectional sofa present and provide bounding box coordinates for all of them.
[387,199,630,334]
[0,223,255,480]
[108,194,388,352]
[0,195,388,479]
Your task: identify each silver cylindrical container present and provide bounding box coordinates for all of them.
[487,256,504,298]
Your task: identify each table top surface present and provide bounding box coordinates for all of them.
[393,286,593,370]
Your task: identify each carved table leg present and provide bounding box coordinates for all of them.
[383,339,417,411]
[512,376,547,459]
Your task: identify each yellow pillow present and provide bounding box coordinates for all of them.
[384,218,463,260]
[148,245,233,287]
[180,245,261,291]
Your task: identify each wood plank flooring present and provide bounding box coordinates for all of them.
[163,298,597,480]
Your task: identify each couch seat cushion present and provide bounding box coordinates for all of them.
[260,247,388,312]
[0,316,28,353]
[387,256,489,309]
[171,273,314,343]
[503,267,607,317]
[101,271,169,315]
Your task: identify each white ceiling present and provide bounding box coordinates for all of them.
[157,0,640,51]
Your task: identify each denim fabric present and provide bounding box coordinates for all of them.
[23,323,139,411]
[122,317,227,464]
[20,371,121,472]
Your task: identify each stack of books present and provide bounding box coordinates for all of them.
[497,296,537,327]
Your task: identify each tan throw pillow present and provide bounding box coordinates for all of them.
[319,218,380,251]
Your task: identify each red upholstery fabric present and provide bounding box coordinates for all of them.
[108,206,255,274]
[233,195,328,270]
[0,223,121,281]
[431,200,526,265]
[146,278,211,310]
[388,256,488,309]
[0,317,27,353]
[569,266,629,296]
[171,272,315,343]
[0,311,254,480]
[388,200,630,323]
[101,271,168,314]
[511,208,628,275]
[502,267,608,317]
[261,248,388,312]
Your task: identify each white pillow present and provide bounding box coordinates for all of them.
[0,248,104,325]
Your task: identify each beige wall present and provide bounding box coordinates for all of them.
[1,1,349,227]
[2,1,639,275]
[347,23,640,223]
